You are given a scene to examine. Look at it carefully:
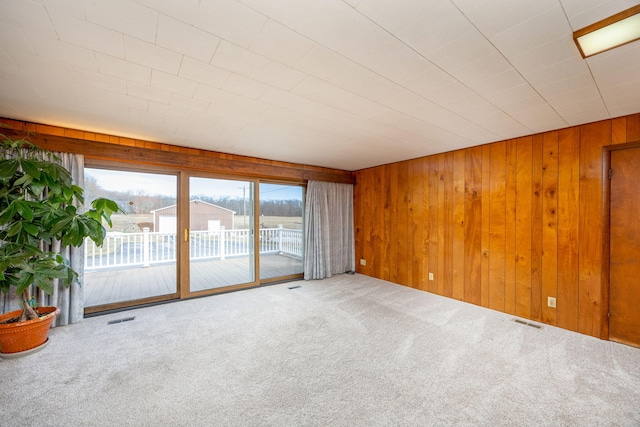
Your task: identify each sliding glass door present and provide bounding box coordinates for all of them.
[259,183,304,281]
[83,164,304,313]
[188,177,255,292]
[83,168,178,310]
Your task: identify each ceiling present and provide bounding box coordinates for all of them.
[1,0,639,171]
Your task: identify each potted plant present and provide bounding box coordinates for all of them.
[0,135,121,357]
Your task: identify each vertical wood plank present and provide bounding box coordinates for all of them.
[421,159,430,291]
[557,127,580,331]
[489,141,506,312]
[389,163,399,284]
[627,114,640,141]
[464,146,482,305]
[481,144,491,308]
[611,117,627,145]
[428,156,440,294]
[542,132,559,325]
[452,150,466,300]
[441,152,454,297]
[373,166,385,279]
[505,139,517,315]
[354,171,364,273]
[382,165,392,281]
[531,134,544,321]
[437,154,446,295]
[578,121,610,337]
[515,137,532,319]
[411,159,424,289]
[397,162,410,286]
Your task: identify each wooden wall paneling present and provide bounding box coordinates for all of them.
[382,164,392,281]
[441,152,454,297]
[421,159,431,291]
[488,141,506,311]
[354,171,364,274]
[480,145,491,307]
[612,117,627,144]
[515,137,533,319]
[578,121,611,337]
[452,150,466,300]
[541,132,559,325]
[530,134,544,321]
[428,156,440,293]
[411,159,424,289]
[437,154,447,295]
[464,146,482,305]
[372,166,384,278]
[557,127,580,331]
[361,169,375,277]
[389,163,400,284]
[397,162,411,286]
[627,113,640,141]
[505,139,517,315]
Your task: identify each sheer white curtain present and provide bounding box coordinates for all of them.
[1,151,85,326]
[304,181,355,280]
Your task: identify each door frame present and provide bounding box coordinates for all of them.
[601,140,640,339]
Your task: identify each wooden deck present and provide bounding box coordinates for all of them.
[84,254,303,307]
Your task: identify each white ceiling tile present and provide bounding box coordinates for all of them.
[105,91,149,111]
[222,74,269,99]
[169,93,210,112]
[194,1,267,48]
[561,0,637,30]
[458,0,558,39]
[148,100,188,118]
[83,0,158,43]
[250,19,314,67]
[193,85,238,107]
[6,51,76,83]
[48,9,124,58]
[72,67,127,93]
[25,32,98,71]
[132,0,200,24]
[472,68,529,99]
[255,60,305,91]
[522,57,588,87]
[178,57,230,89]
[536,72,596,99]
[426,29,498,72]
[151,70,198,97]
[211,41,267,76]
[509,36,580,75]
[0,0,57,38]
[293,45,351,82]
[156,14,220,63]
[448,50,513,87]
[331,62,402,105]
[0,23,36,56]
[490,5,569,57]
[401,65,455,99]
[96,53,152,85]
[291,77,389,118]
[124,36,182,74]
[354,0,441,34]
[397,2,473,56]
[32,0,85,19]
[127,81,172,104]
[340,28,432,83]
[484,84,540,110]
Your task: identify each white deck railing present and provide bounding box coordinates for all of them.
[85,226,302,270]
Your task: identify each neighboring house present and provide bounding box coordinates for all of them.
[151,200,235,233]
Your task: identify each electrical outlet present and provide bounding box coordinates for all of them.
[360,259,366,266]
[429,272,434,281]
[548,296,556,308]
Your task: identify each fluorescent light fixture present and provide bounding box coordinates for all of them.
[573,5,640,58]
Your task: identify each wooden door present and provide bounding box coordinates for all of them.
[609,147,640,347]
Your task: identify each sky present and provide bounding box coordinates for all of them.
[85,168,303,201]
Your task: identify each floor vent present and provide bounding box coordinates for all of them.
[513,318,543,329]
[107,316,136,325]
[288,285,301,290]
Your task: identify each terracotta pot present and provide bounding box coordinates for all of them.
[0,306,60,354]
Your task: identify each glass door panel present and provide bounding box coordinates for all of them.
[259,183,304,281]
[83,168,178,308]
[189,177,255,292]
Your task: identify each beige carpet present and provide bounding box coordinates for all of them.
[1,274,639,426]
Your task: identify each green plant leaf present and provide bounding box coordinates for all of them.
[19,159,41,180]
